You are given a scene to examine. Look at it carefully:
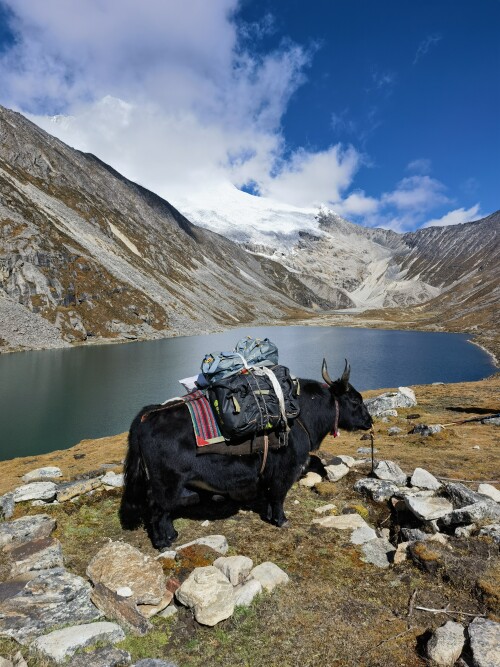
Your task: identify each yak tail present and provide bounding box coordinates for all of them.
[119,413,148,530]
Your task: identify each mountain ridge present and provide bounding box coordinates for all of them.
[0,104,498,358]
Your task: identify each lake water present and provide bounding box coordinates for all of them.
[0,326,495,461]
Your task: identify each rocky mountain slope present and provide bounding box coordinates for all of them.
[0,106,330,351]
[1,104,498,354]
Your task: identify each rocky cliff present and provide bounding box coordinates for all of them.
[0,106,329,351]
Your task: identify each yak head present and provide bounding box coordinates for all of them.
[322,358,372,431]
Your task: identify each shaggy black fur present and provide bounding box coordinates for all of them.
[120,363,372,549]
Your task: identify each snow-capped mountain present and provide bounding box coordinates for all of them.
[1,104,498,355]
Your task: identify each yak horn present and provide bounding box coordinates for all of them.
[322,358,333,386]
[341,359,351,386]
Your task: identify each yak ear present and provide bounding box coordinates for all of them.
[340,358,351,389]
[322,358,333,386]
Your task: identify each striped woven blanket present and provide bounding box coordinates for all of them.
[184,390,225,447]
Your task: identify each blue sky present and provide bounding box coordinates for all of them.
[0,0,498,231]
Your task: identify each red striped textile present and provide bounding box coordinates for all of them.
[185,391,224,447]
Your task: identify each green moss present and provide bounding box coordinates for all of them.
[117,617,173,661]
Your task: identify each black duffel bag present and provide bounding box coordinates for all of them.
[208,364,300,441]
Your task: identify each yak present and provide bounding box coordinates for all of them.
[120,359,372,549]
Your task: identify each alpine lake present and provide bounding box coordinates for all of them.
[0,325,496,461]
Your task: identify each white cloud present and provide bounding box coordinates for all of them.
[334,191,380,216]
[382,175,450,211]
[413,33,442,65]
[0,2,476,235]
[1,0,365,210]
[422,204,482,228]
[406,158,432,175]
[260,145,361,207]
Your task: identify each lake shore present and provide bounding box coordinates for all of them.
[2,309,499,370]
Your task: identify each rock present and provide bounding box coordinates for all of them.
[478,484,500,503]
[0,658,12,667]
[22,467,62,483]
[354,478,399,502]
[156,550,177,562]
[66,646,131,667]
[0,514,56,548]
[175,535,228,555]
[405,496,453,521]
[455,524,476,538]
[410,468,442,491]
[90,583,153,635]
[393,487,435,499]
[100,472,124,488]
[401,527,431,542]
[440,501,500,527]
[233,578,262,607]
[387,427,402,436]
[30,622,125,664]
[10,652,27,667]
[137,588,175,619]
[324,463,349,482]
[364,387,417,416]
[57,478,102,502]
[175,566,234,626]
[468,617,500,667]
[482,417,500,426]
[478,524,500,545]
[374,460,407,485]
[380,409,398,417]
[444,482,485,508]
[0,569,101,643]
[0,493,15,519]
[312,513,368,530]
[314,504,337,514]
[394,541,409,564]
[87,541,166,606]
[350,525,378,545]
[158,604,178,619]
[8,537,64,578]
[298,472,323,488]
[360,539,395,568]
[472,446,481,450]
[357,447,378,455]
[12,482,56,503]
[213,556,253,586]
[410,424,442,436]
[427,621,465,666]
[337,455,356,467]
[249,562,289,592]
[116,586,133,597]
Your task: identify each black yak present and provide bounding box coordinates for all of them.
[120,359,372,549]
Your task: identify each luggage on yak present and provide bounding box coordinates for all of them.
[201,336,278,383]
[201,337,300,441]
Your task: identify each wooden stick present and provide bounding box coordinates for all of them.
[407,589,418,622]
[414,606,485,617]
[436,476,499,484]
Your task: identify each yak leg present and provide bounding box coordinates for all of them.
[147,470,186,549]
[264,457,305,527]
[264,480,290,528]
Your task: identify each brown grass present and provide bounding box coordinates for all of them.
[0,375,499,666]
